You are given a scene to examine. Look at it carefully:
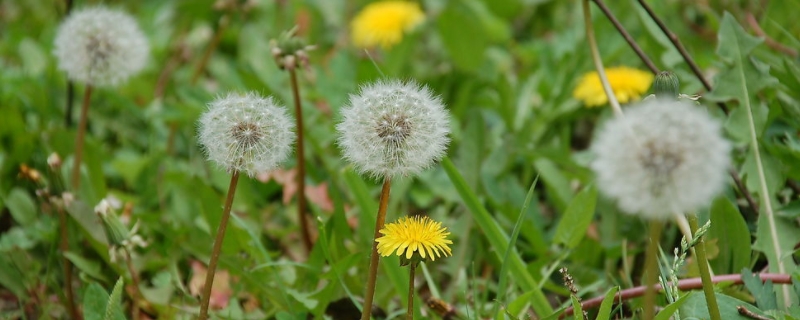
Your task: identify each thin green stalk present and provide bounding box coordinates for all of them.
[582,0,623,118]
[687,215,721,320]
[361,177,392,320]
[199,171,240,320]
[407,263,417,320]
[740,69,790,305]
[441,157,553,316]
[643,220,663,320]
[71,85,93,191]
[288,67,313,253]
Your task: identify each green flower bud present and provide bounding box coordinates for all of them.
[653,71,680,100]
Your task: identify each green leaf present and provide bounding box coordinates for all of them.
[442,157,554,316]
[678,291,764,320]
[595,286,619,320]
[654,292,691,320]
[83,282,110,320]
[3,188,37,226]
[741,268,778,310]
[437,1,489,72]
[706,13,778,103]
[64,252,109,283]
[707,197,752,274]
[554,185,597,249]
[104,277,125,320]
[570,295,584,320]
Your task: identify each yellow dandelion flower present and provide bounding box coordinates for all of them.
[376,216,452,261]
[573,67,654,107]
[351,1,425,49]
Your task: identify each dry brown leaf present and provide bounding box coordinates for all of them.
[189,260,233,310]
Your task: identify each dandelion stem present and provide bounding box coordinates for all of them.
[123,248,143,320]
[687,215,721,320]
[199,170,240,320]
[635,0,729,114]
[590,0,659,74]
[740,61,791,306]
[57,206,79,320]
[65,82,74,127]
[582,0,623,118]
[643,220,663,320]
[361,177,392,320]
[407,263,417,320]
[288,67,313,253]
[191,14,229,85]
[71,85,92,191]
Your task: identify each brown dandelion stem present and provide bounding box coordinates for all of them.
[582,0,623,118]
[688,215,722,320]
[71,85,93,191]
[289,67,313,253]
[123,248,144,320]
[57,206,79,320]
[191,14,229,85]
[199,170,240,320]
[643,220,663,320]
[562,273,792,317]
[591,0,659,74]
[361,177,392,320]
[407,263,417,320]
[635,0,729,114]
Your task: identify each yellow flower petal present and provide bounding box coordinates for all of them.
[573,67,654,107]
[375,215,453,262]
[351,1,425,48]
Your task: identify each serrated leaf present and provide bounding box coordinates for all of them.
[104,277,125,320]
[706,13,778,103]
[554,185,597,249]
[741,269,778,310]
[83,282,110,320]
[707,197,752,274]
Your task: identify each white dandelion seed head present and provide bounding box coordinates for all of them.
[337,80,451,179]
[590,99,731,220]
[53,6,149,87]
[198,93,296,177]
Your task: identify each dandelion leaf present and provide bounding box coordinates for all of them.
[706,13,778,104]
[707,197,751,274]
[741,269,778,310]
[554,185,597,249]
[678,291,764,320]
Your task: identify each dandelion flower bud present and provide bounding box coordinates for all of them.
[198,93,296,177]
[337,80,450,179]
[53,6,149,87]
[590,100,730,220]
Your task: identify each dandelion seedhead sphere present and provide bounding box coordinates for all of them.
[53,6,149,87]
[337,80,450,178]
[591,100,731,220]
[198,93,295,177]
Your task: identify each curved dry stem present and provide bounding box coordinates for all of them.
[288,67,313,253]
